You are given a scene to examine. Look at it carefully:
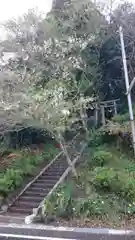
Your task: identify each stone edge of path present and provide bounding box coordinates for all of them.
[0,223,135,236]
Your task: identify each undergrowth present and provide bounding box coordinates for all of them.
[0,144,58,197]
[42,129,135,224]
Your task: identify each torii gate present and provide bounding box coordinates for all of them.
[99,99,120,126]
[93,99,120,127]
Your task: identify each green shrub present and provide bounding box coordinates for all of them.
[0,177,13,196]
[75,196,106,217]
[90,150,113,167]
[121,179,135,201]
[91,167,135,201]
[95,144,109,151]
[34,154,43,164]
[88,130,104,147]
[124,202,135,215]
[43,183,107,218]
[89,129,116,147]
[5,169,23,188]
[42,145,58,160]
[25,155,37,165]
[91,167,117,191]
[125,163,135,172]
[22,163,36,176]
[43,182,74,217]
[0,169,23,196]
[112,114,129,123]
[0,144,58,197]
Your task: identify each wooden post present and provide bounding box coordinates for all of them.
[80,104,89,140]
[95,103,98,127]
[114,100,117,115]
[101,105,105,125]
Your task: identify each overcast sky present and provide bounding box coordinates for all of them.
[0,0,135,23]
[0,0,53,40]
[0,0,52,22]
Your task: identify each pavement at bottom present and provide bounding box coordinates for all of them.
[0,223,135,240]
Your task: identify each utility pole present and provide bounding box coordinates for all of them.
[119,26,135,155]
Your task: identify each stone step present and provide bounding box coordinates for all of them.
[37,176,60,181]
[39,174,61,180]
[23,190,49,197]
[33,180,57,186]
[9,207,31,215]
[29,186,52,192]
[19,196,43,202]
[14,201,39,209]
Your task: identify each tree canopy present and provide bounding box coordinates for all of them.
[0,0,134,136]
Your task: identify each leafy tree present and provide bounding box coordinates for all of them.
[2,0,133,153]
